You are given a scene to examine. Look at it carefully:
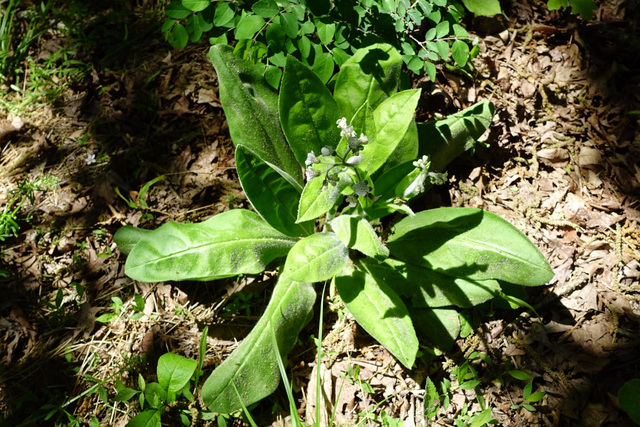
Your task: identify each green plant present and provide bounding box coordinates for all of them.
[116,327,210,426]
[0,173,58,241]
[619,378,640,424]
[161,0,489,84]
[547,0,597,19]
[114,42,553,413]
[96,294,145,323]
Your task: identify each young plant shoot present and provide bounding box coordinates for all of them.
[114,43,553,413]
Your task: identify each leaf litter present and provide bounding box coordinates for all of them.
[1,0,640,426]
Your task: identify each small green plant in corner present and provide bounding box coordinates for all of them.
[618,378,640,424]
[117,327,210,427]
[114,42,553,414]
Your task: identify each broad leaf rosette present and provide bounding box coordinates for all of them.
[114,43,552,412]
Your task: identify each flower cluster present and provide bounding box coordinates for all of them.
[402,155,448,198]
[336,117,368,153]
[303,117,373,207]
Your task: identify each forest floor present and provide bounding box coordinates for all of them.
[1,1,640,426]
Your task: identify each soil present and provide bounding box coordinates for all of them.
[1,1,640,426]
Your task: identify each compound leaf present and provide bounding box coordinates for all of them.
[460,0,502,16]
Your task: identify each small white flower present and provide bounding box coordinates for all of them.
[341,125,355,138]
[358,133,368,145]
[352,180,371,197]
[413,155,429,170]
[346,154,363,165]
[305,151,317,166]
[306,166,320,181]
[85,153,96,165]
[321,146,334,156]
[336,117,355,138]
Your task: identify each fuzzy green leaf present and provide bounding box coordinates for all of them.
[114,226,152,255]
[411,307,460,350]
[201,276,315,413]
[279,56,340,166]
[297,172,352,223]
[358,89,421,176]
[208,45,302,188]
[236,146,313,237]
[335,269,418,368]
[330,215,389,261]
[282,232,348,282]
[358,258,500,308]
[333,43,403,122]
[417,99,494,174]
[387,208,554,286]
[124,210,297,282]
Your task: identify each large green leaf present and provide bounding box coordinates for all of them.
[124,210,297,282]
[279,56,340,165]
[207,45,303,189]
[114,226,152,255]
[282,232,348,282]
[358,258,500,308]
[387,208,554,286]
[333,43,403,122]
[235,145,313,237]
[335,269,418,368]
[417,100,494,174]
[358,89,421,176]
[202,276,315,413]
[296,171,352,223]
[380,120,419,175]
[330,215,389,261]
[411,307,460,350]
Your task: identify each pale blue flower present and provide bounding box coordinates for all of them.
[352,180,371,197]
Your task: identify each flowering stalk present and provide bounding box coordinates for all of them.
[305,117,372,209]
